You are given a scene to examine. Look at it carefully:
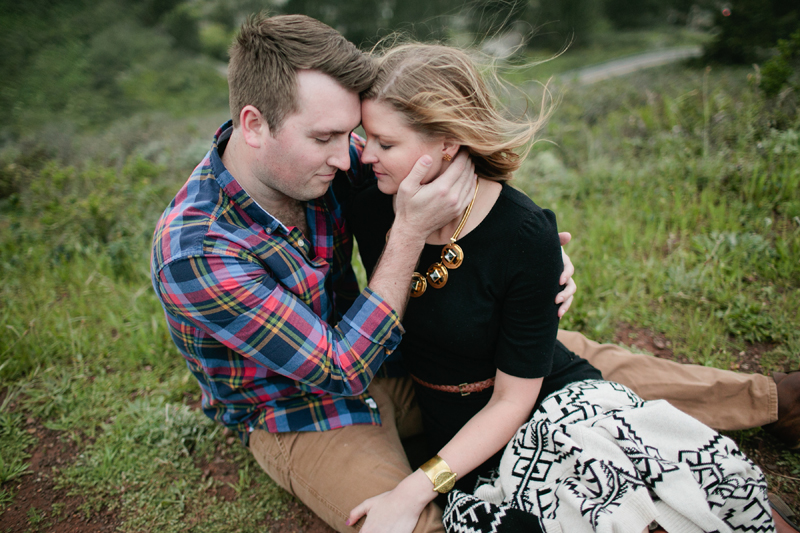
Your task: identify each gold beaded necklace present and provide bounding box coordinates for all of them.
[410,180,480,298]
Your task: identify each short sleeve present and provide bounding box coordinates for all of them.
[493,209,563,378]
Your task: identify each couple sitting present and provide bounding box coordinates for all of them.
[151,13,798,533]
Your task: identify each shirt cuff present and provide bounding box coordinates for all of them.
[339,287,404,352]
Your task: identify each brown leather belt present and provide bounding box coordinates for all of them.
[410,374,495,396]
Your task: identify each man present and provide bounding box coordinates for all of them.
[151,13,798,533]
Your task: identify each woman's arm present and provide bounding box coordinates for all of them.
[348,370,543,532]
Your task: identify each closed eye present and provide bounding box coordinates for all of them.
[379,143,392,150]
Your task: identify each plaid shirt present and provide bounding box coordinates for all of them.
[151,122,403,441]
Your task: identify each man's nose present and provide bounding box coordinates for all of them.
[329,141,351,171]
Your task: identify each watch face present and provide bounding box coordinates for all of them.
[433,471,457,493]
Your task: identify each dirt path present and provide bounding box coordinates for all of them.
[560,46,703,84]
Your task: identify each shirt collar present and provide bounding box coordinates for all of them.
[209,121,287,234]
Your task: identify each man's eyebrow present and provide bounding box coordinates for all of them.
[309,129,351,136]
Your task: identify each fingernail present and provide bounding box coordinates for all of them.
[420,155,432,166]
[345,519,350,526]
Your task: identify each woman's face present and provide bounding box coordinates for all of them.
[360,99,450,195]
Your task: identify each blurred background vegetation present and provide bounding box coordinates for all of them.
[1,0,799,531]
[2,0,798,138]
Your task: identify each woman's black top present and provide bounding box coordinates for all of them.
[347,181,601,490]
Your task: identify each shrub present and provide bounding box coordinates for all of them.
[761,30,800,97]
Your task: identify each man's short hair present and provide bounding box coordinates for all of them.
[228,13,376,132]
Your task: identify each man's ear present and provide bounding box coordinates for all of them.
[442,138,460,160]
[240,105,268,148]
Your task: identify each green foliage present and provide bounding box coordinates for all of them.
[0,0,227,136]
[703,0,800,64]
[522,0,604,48]
[602,0,685,29]
[0,412,36,485]
[27,506,46,527]
[0,133,197,380]
[57,397,291,532]
[716,295,787,343]
[516,64,800,367]
[0,411,37,509]
[761,30,800,97]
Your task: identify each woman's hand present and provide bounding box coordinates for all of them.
[556,232,576,318]
[347,470,434,533]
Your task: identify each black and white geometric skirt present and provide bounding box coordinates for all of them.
[443,380,774,533]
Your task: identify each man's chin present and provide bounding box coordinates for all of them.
[301,181,333,201]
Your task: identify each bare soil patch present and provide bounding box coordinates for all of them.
[614,322,777,373]
[0,420,119,533]
[1,412,334,533]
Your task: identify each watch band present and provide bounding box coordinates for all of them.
[420,455,458,493]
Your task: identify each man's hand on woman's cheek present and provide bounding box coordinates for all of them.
[394,152,477,237]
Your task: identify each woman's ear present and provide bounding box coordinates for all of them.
[442,138,460,161]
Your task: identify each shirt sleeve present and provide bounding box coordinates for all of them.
[493,209,563,378]
[155,252,404,396]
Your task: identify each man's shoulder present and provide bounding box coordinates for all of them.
[152,152,230,270]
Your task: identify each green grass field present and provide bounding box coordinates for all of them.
[1,46,799,531]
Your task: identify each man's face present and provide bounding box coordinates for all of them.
[256,70,361,202]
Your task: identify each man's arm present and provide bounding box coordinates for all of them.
[368,152,476,318]
[155,253,403,396]
[557,232,577,317]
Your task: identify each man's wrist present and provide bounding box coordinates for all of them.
[386,220,428,250]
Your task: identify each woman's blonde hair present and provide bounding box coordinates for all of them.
[363,43,550,181]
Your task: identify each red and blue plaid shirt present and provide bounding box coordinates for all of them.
[151,122,403,441]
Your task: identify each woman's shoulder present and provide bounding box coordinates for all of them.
[494,184,562,279]
[497,183,559,234]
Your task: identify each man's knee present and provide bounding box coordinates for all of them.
[250,429,294,495]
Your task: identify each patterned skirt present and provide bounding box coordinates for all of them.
[443,380,774,533]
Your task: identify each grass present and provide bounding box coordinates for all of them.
[513,64,800,372]
[56,397,290,532]
[0,411,37,507]
[1,43,799,531]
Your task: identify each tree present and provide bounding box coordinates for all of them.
[704,0,800,64]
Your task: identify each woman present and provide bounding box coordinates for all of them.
[345,43,772,533]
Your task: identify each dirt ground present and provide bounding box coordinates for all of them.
[1,324,797,532]
[0,417,334,533]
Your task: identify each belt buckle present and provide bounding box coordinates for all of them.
[458,383,470,396]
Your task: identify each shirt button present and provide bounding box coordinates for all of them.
[298,238,305,247]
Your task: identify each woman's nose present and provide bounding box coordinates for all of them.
[361,141,378,164]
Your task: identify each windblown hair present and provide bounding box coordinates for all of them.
[228,13,377,131]
[363,43,551,180]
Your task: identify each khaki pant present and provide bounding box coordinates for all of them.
[556,329,778,430]
[250,376,441,533]
[250,329,777,532]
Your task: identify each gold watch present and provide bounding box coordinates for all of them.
[420,455,457,493]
